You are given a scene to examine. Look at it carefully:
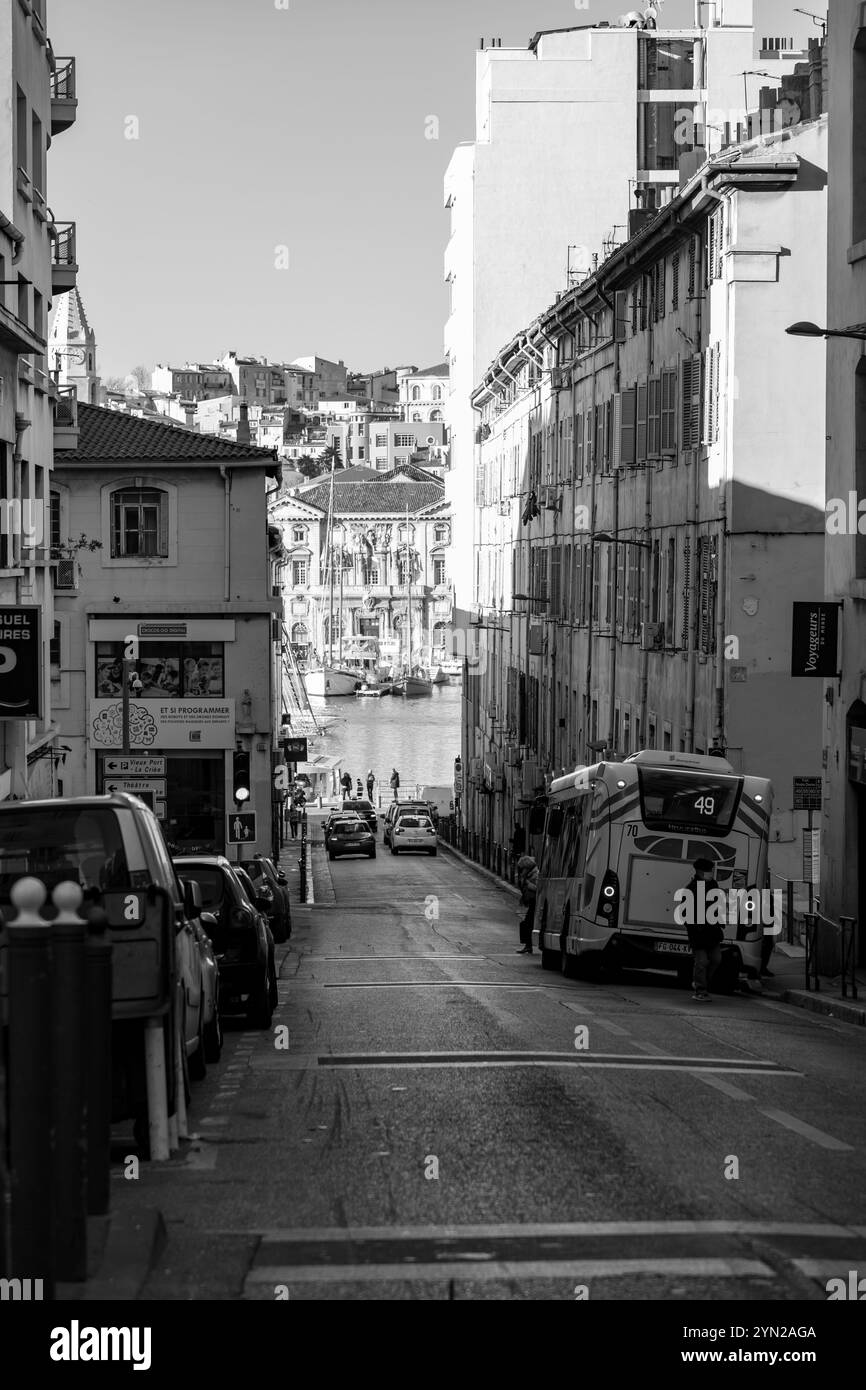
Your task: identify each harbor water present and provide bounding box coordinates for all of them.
[309,682,461,792]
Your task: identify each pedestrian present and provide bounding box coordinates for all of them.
[356,777,363,799]
[341,770,352,799]
[511,818,526,860]
[515,855,538,955]
[288,800,299,840]
[389,767,400,801]
[366,768,375,799]
[679,856,725,1001]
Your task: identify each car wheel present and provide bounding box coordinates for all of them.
[188,1007,207,1082]
[203,997,223,1063]
[540,947,559,971]
[369,849,376,858]
[429,848,437,856]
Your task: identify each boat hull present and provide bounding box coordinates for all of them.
[305,667,360,698]
[393,677,433,698]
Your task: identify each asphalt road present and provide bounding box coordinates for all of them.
[113,815,866,1301]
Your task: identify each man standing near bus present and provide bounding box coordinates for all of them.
[680,856,725,1001]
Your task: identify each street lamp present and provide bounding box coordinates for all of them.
[739,70,771,116]
[786,321,866,341]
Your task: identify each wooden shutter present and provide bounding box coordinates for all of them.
[687,236,697,297]
[648,375,660,457]
[604,398,613,470]
[618,388,636,467]
[681,354,702,450]
[661,368,676,452]
[703,345,718,444]
[575,411,584,478]
[655,258,666,320]
[158,492,169,556]
[680,536,691,649]
[585,410,593,474]
[614,290,628,343]
[706,217,715,287]
[671,254,679,311]
[636,382,648,463]
[616,544,626,630]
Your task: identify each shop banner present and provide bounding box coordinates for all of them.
[88,698,236,749]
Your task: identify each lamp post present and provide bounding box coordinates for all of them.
[786,321,866,342]
[739,70,771,124]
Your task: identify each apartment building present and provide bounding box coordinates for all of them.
[465,115,827,885]
[443,4,810,635]
[0,0,78,800]
[820,1,866,965]
[400,363,448,423]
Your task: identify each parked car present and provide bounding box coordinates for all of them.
[390,811,438,856]
[173,855,277,1029]
[418,785,453,826]
[383,800,431,847]
[0,793,206,1151]
[339,797,377,833]
[193,910,223,1063]
[325,816,376,860]
[240,854,292,942]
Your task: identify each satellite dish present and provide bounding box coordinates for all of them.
[426,435,436,446]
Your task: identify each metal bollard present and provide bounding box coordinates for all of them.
[50,882,88,1282]
[6,877,55,1297]
[83,903,112,1216]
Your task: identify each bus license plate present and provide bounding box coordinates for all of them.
[656,942,690,954]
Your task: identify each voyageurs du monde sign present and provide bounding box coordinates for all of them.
[790,602,840,678]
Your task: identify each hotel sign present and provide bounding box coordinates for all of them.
[88,698,236,749]
[790,602,839,678]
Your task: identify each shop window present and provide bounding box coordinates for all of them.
[111,487,168,558]
[95,641,224,698]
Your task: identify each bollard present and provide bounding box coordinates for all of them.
[83,903,112,1216]
[50,882,88,1282]
[6,877,55,1297]
[144,1017,170,1161]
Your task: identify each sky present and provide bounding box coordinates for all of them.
[47,0,824,380]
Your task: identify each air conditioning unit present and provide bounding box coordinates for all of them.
[521,761,542,797]
[469,755,483,784]
[53,559,76,590]
[640,621,665,651]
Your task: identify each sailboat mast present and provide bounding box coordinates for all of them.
[405,504,410,671]
[327,445,336,667]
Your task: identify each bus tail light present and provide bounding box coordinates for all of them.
[597,870,620,930]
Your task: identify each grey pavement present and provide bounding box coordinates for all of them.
[76,826,866,1301]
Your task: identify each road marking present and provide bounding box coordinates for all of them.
[245,1257,772,1285]
[323,981,576,990]
[314,1051,800,1075]
[303,955,492,962]
[220,1220,866,1240]
[757,1107,854,1151]
[792,1258,865,1282]
[698,1074,756,1101]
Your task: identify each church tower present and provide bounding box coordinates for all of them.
[48,287,101,404]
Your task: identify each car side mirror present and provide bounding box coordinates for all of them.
[181,877,202,917]
[200,911,218,929]
[277,873,288,885]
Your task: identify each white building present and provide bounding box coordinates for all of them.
[400,363,448,423]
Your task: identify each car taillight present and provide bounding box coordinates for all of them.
[597,870,620,930]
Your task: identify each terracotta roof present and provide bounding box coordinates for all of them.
[409,362,449,378]
[57,402,280,472]
[294,476,445,515]
[378,462,440,482]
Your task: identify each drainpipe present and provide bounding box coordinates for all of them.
[684,231,704,752]
[639,269,655,747]
[219,466,231,602]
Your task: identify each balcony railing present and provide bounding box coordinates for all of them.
[50,222,78,295]
[50,58,78,134]
[54,384,79,450]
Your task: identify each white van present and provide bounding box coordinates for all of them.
[418,786,454,823]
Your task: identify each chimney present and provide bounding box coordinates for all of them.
[237,400,251,446]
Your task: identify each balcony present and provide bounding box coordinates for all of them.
[54,384,79,451]
[50,222,78,295]
[50,57,78,133]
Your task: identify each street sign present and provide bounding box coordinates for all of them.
[227,811,256,844]
[103,756,166,777]
[791,602,840,677]
[793,776,822,811]
[104,778,167,799]
[282,736,308,760]
[0,605,41,719]
[802,828,821,883]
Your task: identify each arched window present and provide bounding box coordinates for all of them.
[430,410,442,422]
[110,487,168,558]
[432,385,442,401]
[411,386,420,401]
[291,623,309,645]
[412,413,422,422]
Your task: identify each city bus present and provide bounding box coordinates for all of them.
[535,750,773,991]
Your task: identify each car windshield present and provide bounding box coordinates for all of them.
[0,806,145,902]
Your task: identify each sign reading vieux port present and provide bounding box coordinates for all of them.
[0,606,41,719]
[790,602,839,678]
[87,698,235,749]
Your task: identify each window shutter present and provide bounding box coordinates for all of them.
[707,218,715,287]
[636,382,648,463]
[616,544,625,630]
[661,368,676,452]
[648,375,660,457]
[612,393,622,470]
[158,493,169,556]
[655,259,666,320]
[671,254,679,311]
[614,290,628,343]
[585,410,593,474]
[575,410,584,478]
[619,388,636,467]
[681,537,692,649]
[681,358,693,449]
[687,236,697,297]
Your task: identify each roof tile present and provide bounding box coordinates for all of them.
[56,402,279,467]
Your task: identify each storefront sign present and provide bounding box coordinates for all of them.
[0,605,40,718]
[103,777,166,798]
[88,698,236,749]
[138,622,188,637]
[103,756,167,776]
[790,602,839,678]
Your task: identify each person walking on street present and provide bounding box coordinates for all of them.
[516,855,538,955]
[287,799,299,840]
[341,770,352,800]
[511,818,526,861]
[366,769,375,800]
[389,767,400,801]
[356,777,364,799]
[678,857,725,1001]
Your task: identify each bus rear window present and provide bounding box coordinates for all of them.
[637,769,742,834]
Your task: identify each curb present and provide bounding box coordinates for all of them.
[760,986,866,1027]
[79,1206,167,1301]
[437,837,521,898]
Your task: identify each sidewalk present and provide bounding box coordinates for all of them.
[759,939,866,1027]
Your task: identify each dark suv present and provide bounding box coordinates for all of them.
[240,855,292,942]
[339,798,377,833]
[174,855,277,1028]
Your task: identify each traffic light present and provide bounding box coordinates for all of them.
[233,749,251,806]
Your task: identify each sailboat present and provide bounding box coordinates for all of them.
[391,505,433,699]
[304,452,363,698]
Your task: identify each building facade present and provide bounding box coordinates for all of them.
[822,1,866,964]
[464,118,827,886]
[271,469,452,670]
[51,403,283,858]
[399,363,448,422]
[0,0,78,800]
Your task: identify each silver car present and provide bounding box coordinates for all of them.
[389,812,438,856]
